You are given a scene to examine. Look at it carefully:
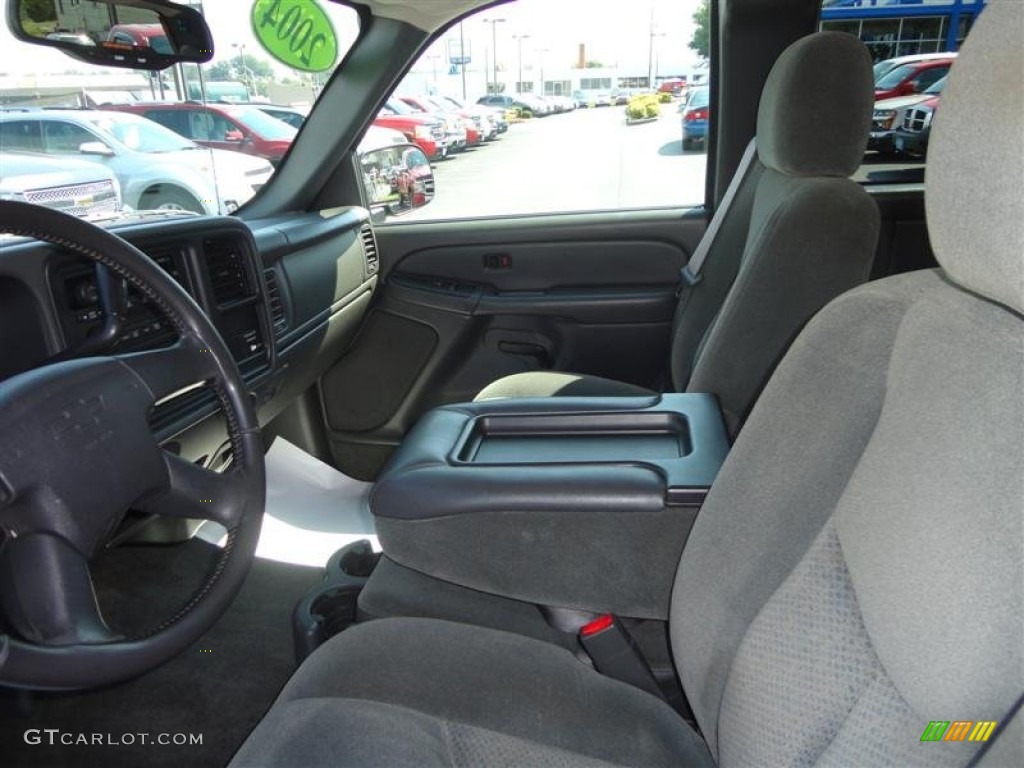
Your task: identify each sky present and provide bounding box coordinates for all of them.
[0,0,705,80]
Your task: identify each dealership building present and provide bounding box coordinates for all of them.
[820,0,986,60]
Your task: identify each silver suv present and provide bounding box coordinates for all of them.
[0,109,273,215]
[0,151,121,220]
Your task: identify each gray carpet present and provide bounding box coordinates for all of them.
[0,539,321,768]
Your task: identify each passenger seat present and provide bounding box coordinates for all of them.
[477,31,880,434]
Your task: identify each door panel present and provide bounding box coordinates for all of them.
[314,188,938,480]
[319,209,708,479]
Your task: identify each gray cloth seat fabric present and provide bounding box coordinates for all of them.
[477,31,879,434]
[229,617,714,768]
[233,8,1022,766]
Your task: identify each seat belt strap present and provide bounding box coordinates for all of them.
[965,690,1024,767]
[679,138,758,288]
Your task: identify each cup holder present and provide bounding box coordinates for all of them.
[325,538,379,581]
[292,539,381,665]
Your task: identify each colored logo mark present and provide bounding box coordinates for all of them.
[920,721,997,743]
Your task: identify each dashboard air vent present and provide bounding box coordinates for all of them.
[264,269,288,338]
[149,247,185,286]
[204,237,252,307]
[359,224,378,276]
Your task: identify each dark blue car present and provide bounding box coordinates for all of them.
[680,86,710,151]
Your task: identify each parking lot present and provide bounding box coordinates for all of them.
[401,103,923,222]
[403,104,708,221]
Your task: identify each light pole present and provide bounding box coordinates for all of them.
[459,22,467,99]
[514,34,530,94]
[232,43,253,96]
[482,18,506,94]
[538,47,551,95]
[646,8,666,89]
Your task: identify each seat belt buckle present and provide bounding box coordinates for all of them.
[679,265,703,288]
[579,614,665,701]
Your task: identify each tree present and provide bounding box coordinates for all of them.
[689,0,711,61]
[22,0,57,24]
[584,60,605,69]
[205,55,273,84]
[206,61,234,81]
[241,55,274,79]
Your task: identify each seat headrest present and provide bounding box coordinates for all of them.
[757,31,873,178]
[925,0,1023,315]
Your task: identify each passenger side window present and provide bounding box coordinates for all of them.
[385,0,710,222]
[145,110,190,137]
[196,112,237,141]
[0,120,42,152]
[41,121,96,154]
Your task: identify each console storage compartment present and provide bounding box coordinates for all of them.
[370,394,729,619]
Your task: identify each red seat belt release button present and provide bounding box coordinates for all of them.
[578,614,665,701]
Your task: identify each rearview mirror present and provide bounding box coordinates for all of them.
[359,144,435,217]
[224,130,245,142]
[6,0,214,71]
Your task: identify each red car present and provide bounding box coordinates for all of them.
[104,23,172,54]
[372,108,450,160]
[873,58,954,100]
[103,102,296,165]
[397,95,483,145]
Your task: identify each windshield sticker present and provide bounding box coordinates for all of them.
[251,0,338,72]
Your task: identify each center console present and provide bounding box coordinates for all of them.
[370,393,729,619]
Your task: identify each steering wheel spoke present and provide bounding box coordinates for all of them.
[0,533,119,647]
[0,199,264,689]
[138,451,247,529]
[117,338,220,405]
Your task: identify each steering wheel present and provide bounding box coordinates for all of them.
[0,201,265,690]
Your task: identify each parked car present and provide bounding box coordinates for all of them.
[551,95,577,111]
[357,124,408,155]
[254,105,308,130]
[477,94,551,116]
[438,95,508,134]
[398,95,484,146]
[658,78,687,96]
[891,93,941,159]
[104,102,297,165]
[680,85,710,151]
[873,56,955,100]
[45,31,94,46]
[104,23,172,54]
[869,76,946,153]
[572,89,595,108]
[592,91,613,107]
[872,51,959,83]
[0,109,272,214]
[372,103,450,160]
[0,151,120,220]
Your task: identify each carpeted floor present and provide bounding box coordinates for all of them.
[0,539,322,768]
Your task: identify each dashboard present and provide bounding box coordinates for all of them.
[0,207,378,472]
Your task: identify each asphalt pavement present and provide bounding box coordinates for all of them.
[403,104,708,221]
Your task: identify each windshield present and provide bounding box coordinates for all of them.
[925,76,947,95]
[221,106,298,140]
[876,63,917,89]
[385,99,416,116]
[86,113,196,153]
[873,60,897,82]
[0,1,360,218]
